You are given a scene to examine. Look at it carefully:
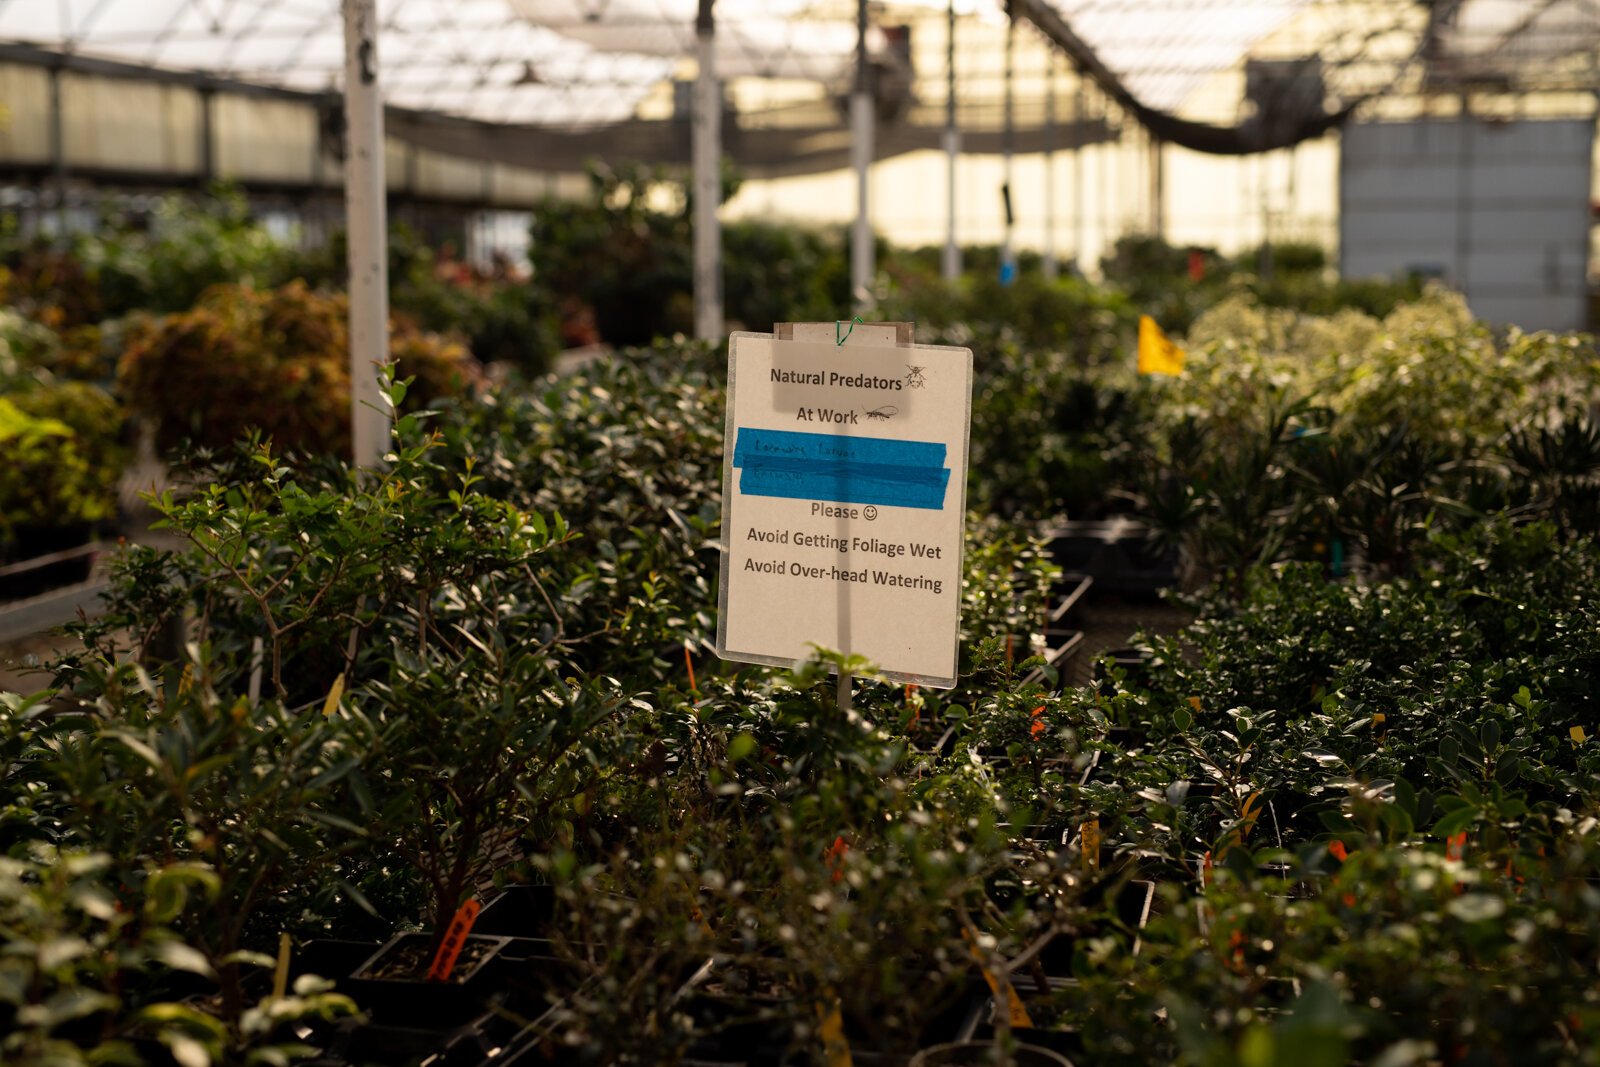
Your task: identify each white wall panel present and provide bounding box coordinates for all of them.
[213,96,317,185]
[1340,117,1592,331]
[0,65,53,163]
[62,75,199,174]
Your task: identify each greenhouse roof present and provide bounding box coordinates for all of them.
[0,0,1591,130]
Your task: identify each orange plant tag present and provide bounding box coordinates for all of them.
[825,835,850,884]
[684,647,698,694]
[1447,831,1467,862]
[1188,696,1202,712]
[427,900,482,982]
[1328,840,1348,862]
[1030,705,1047,739]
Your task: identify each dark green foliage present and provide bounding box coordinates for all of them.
[9,217,1600,1066]
[529,163,852,344]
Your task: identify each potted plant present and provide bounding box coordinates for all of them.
[0,380,124,596]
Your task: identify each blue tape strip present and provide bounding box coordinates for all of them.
[733,428,951,511]
[734,429,945,469]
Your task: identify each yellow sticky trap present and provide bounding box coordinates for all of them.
[816,994,853,1067]
[1571,726,1588,745]
[1080,820,1101,872]
[1188,696,1203,712]
[321,673,345,717]
[961,927,1034,1028]
[272,932,291,1000]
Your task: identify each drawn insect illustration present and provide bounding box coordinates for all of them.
[865,405,899,421]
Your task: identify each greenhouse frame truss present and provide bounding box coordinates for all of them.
[0,0,1595,462]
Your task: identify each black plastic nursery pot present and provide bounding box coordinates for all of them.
[345,932,515,1028]
[1031,879,1158,979]
[681,963,983,1066]
[471,884,558,938]
[909,1039,1075,1066]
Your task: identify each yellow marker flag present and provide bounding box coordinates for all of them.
[1138,315,1186,376]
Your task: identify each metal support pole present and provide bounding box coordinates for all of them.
[48,65,66,240]
[1149,134,1163,239]
[1073,78,1084,273]
[1043,52,1057,280]
[850,0,873,308]
[198,88,216,184]
[1455,95,1472,296]
[941,0,960,281]
[1000,7,1016,284]
[693,0,723,341]
[342,0,390,470]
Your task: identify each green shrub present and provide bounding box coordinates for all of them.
[530,162,852,345]
[117,280,482,457]
[0,381,124,554]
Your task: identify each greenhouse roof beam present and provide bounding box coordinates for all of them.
[1012,0,1448,154]
[0,39,323,100]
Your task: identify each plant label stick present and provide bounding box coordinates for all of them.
[427,899,482,982]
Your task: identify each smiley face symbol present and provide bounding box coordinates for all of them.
[863,506,878,520]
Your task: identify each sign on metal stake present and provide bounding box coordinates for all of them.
[717,323,973,690]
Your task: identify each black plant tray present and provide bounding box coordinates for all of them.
[0,539,101,604]
[1042,517,1176,598]
[1032,878,1158,978]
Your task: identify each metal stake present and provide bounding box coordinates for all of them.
[850,0,874,307]
[942,0,960,281]
[693,0,723,341]
[342,0,390,470]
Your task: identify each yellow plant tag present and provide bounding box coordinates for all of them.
[321,673,345,718]
[272,932,291,1000]
[1080,820,1101,871]
[1372,713,1386,727]
[816,994,852,1067]
[961,927,1034,1028]
[1571,725,1588,745]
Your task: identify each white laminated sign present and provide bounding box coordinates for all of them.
[716,325,973,688]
